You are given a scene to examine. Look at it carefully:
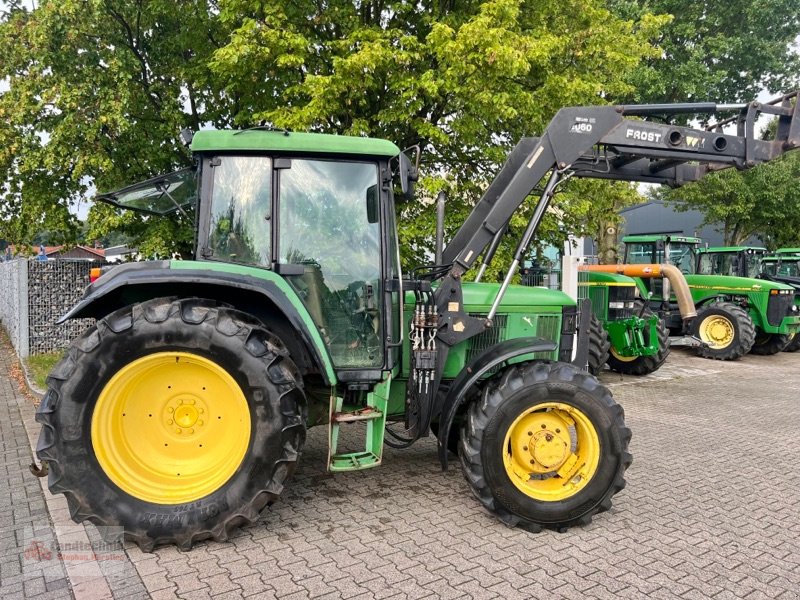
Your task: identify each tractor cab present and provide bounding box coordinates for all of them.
[98,130,419,374]
[623,234,700,274]
[622,234,700,299]
[762,254,800,278]
[697,246,766,278]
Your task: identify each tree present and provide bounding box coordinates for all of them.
[1,0,664,268]
[610,0,800,104]
[212,0,664,272]
[657,150,800,248]
[0,0,231,256]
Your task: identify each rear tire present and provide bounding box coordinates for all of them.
[586,312,610,376]
[36,297,306,551]
[691,302,755,360]
[459,361,631,531]
[750,331,791,355]
[606,302,670,376]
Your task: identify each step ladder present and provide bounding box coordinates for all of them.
[327,375,391,472]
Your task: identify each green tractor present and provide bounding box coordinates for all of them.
[623,235,800,358]
[760,250,800,352]
[577,263,696,376]
[34,93,799,550]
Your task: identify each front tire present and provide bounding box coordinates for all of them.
[691,302,755,360]
[36,297,306,551]
[606,302,670,376]
[750,331,791,355]
[459,361,631,531]
[783,332,800,353]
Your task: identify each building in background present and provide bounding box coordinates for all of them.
[617,200,759,247]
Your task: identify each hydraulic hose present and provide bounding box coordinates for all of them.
[581,263,697,320]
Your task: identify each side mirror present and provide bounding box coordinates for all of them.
[396,146,420,200]
[366,184,379,224]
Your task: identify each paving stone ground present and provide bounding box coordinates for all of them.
[2,333,799,599]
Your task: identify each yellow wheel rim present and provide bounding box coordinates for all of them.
[609,348,637,363]
[502,402,600,501]
[91,352,251,504]
[698,315,734,348]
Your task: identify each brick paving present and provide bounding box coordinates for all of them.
[2,331,799,599]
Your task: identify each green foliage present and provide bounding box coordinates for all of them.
[218,0,665,274]
[610,0,800,103]
[0,0,230,254]
[658,151,800,248]
[0,0,665,275]
[25,351,63,390]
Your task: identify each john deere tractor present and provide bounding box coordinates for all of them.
[623,235,800,358]
[760,250,800,352]
[35,92,799,550]
[578,263,696,375]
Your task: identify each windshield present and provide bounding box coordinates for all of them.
[745,253,763,278]
[698,252,738,276]
[667,243,697,274]
[698,250,764,277]
[98,168,196,215]
[624,242,654,264]
[764,259,800,278]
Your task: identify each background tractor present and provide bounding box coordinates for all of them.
[35,92,799,550]
[577,263,695,375]
[760,250,800,352]
[622,235,800,358]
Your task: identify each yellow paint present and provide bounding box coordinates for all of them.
[697,315,734,349]
[610,347,637,362]
[502,402,600,501]
[91,352,251,504]
[578,282,636,287]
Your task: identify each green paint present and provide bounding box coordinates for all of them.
[191,130,400,158]
[460,282,575,310]
[622,234,702,245]
[169,260,336,383]
[328,374,390,472]
[698,246,766,254]
[605,315,661,358]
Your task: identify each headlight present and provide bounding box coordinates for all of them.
[609,301,624,309]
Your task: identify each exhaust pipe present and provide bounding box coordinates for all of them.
[580,263,696,320]
[434,191,446,267]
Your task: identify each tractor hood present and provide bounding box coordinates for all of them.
[683,274,794,292]
[460,282,574,311]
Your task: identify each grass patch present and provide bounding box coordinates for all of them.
[25,352,63,389]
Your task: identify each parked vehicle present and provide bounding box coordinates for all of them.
[35,92,800,550]
[623,235,800,358]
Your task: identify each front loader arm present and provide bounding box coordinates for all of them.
[422,92,798,453]
[443,92,800,278]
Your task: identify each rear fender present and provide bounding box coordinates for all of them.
[61,261,336,385]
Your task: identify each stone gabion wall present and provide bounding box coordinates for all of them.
[27,260,98,355]
[0,259,27,356]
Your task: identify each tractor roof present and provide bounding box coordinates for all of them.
[775,247,800,255]
[190,129,401,158]
[699,246,766,253]
[622,234,701,245]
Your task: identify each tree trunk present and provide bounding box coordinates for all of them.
[596,218,619,264]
